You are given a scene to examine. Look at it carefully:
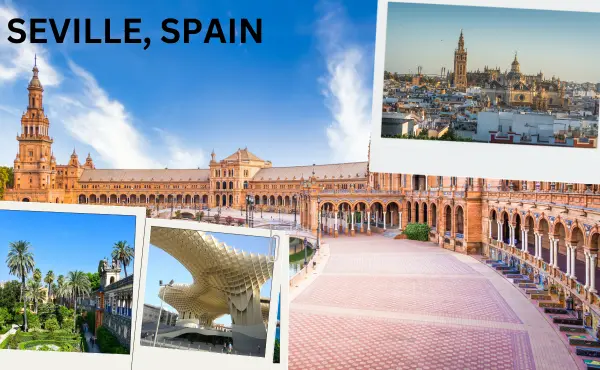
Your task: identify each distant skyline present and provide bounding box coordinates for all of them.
[385,3,600,83]
[144,230,274,326]
[0,210,136,281]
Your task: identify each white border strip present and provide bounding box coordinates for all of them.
[0,201,146,370]
[370,0,600,184]
[131,219,286,370]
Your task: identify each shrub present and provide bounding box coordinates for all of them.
[44,317,60,332]
[403,223,430,241]
[27,314,41,330]
[0,307,11,327]
[62,317,75,332]
[225,216,233,225]
[273,339,280,363]
[96,326,128,354]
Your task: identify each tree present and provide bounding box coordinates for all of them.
[195,211,204,222]
[111,241,134,277]
[33,268,42,284]
[174,210,182,219]
[0,307,11,327]
[56,274,65,305]
[6,240,35,331]
[61,317,74,332]
[146,208,152,218]
[86,272,101,291]
[44,270,55,302]
[44,316,59,332]
[66,270,91,329]
[25,279,44,313]
[0,166,14,200]
[0,280,20,313]
[213,214,221,224]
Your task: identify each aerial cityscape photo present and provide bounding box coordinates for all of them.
[381,3,599,149]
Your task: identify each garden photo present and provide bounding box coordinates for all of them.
[0,209,137,355]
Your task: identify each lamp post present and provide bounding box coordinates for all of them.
[303,237,308,266]
[293,194,297,228]
[317,195,321,250]
[153,279,174,347]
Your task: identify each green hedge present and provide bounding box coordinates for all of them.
[403,223,430,241]
[0,333,13,349]
[96,326,128,354]
[18,339,80,352]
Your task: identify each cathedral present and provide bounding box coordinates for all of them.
[450,30,568,110]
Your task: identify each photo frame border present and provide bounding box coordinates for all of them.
[370,0,600,184]
[0,201,147,370]
[131,218,286,370]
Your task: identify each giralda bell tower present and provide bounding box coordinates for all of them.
[453,29,467,90]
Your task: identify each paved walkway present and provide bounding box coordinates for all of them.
[84,329,101,353]
[289,235,579,370]
[0,324,18,345]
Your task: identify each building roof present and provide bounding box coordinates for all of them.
[80,169,210,182]
[254,162,368,181]
[222,148,265,162]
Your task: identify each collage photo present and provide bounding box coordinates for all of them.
[0,0,599,369]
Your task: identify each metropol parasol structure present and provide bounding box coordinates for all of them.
[150,226,275,354]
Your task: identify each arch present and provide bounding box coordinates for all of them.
[385,202,400,228]
[255,195,260,205]
[553,221,567,273]
[524,215,535,254]
[78,194,86,204]
[415,202,420,223]
[130,194,138,204]
[55,197,59,203]
[514,213,522,248]
[120,194,128,203]
[99,194,107,204]
[216,182,221,190]
[571,226,586,283]
[148,194,155,204]
[228,194,233,206]
[215,194,221,206]
[185,195,192,204]
[222,181,227,190]
[455,206,464,236]
[202,195,208,204]
[229,181,234,190]
[167,194,174,204]
[501,212,510,243]
[430,202,437,229]
[222,194,227,206]
[591,232,600,252]
[243,181,248,189]
[176,194,183,204]
[490,209,498,240]
[89,194,97,203]
[158,194,165,203]
[22,198,30,202]
[284,195,290,207]
[406,201,412,223]
[262,195,268,205]
[140,194,147,203]
[277,195,283,206]
[109,277,115,285]
[269,195,275,206]
[110,194,118,203]
[444,205,452,233]
[422,203,428,224]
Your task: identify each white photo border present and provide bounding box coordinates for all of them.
[0,201,147,370]
[131,218,286,370]
[370,0,600,184]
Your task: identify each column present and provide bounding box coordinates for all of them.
[570,245,577,279]
[509,226,515,247]
[553,239,558,268]
[585,251,590,289]
[488,220,493,239]
[566,243,571,276]
[334,212,338,236]
[351,211,355,231]
[497,223,503,243]
[367,212,371,232]
[534,233,540,259]
[590,254,597,293]
[550,238,555,266]
[383,212,387,230]
[398,211,402,230]
[522,229,528,252]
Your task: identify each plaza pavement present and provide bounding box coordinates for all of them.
[289,234,580,370]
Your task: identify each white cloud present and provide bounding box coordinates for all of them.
[0,3,206,170]
[0,5,61,86]
[316,1,372,163]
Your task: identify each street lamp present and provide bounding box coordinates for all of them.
[293,194,297,228]
[316,195,321,250]
[303,237,308,266]
[153,279,174,347]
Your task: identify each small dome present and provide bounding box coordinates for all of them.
[40,156,47,162]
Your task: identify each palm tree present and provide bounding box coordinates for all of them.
[33,268,42,283]
[66,270,90,327]
[56,275,65,304]
[25,279,44,313]
[6,240,35,331]
[50,283,58,304]
[56,282,72,308]
[44,270,55,301]
[111,241,134,277]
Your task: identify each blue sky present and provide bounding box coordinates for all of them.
[385,3,600,83]
[0,0,377,170]
[0,210,136,282]
[144,230,273,326]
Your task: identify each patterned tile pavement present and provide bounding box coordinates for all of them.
[289,235,580,370]
[293,275,522,323]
